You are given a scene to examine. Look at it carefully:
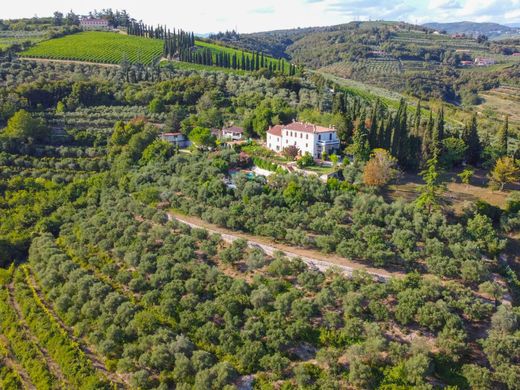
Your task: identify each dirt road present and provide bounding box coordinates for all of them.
[168,212,404,282]
[18,57,119,68]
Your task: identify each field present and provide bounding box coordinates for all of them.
[20,32,164,65]
[0,30,47,50]
[387,169,520,212]
[195,39,286,69]
[478,85,520,125]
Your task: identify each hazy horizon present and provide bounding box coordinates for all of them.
[2,0,519,34]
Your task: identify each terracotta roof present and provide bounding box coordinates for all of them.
[267,125,283,137]
[222,126,244,134]
[283,121,335,134]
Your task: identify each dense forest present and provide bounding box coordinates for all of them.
[0,11,519,390]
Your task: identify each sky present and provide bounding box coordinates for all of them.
[3,0,520,34]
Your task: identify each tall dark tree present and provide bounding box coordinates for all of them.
[496,116,509,157]
[421,110,434,163]
[462,114,482,165]
[349,111,370,161]
[414,100,422,135]
[368,99,380,148]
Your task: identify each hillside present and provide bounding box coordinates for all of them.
[216,21,520,103]
[0,9,519,388]
[423,21,520,39]
[18,30,294,75]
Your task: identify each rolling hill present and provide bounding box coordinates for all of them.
[19,30,292,74]
[423,21,520,39]
[214,21,520,103]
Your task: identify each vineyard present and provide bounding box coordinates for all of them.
[194,40,287,71]
[20,32,164,65]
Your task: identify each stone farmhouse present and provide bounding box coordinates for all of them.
[267,121,340,158]
[80,18,109,30]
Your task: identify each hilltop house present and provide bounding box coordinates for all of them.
[474,57,495,66]
[160,132,190,148]
[80,18,109,30]
[267,121,340,159]
[221,126,244,141]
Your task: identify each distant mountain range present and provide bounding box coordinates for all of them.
[422,21,520,38]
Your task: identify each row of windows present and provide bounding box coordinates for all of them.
[285,131,310,140]
[283,131,334,141]
[285,139,309,148]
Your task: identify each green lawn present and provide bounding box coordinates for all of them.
[20,31,163,65]
[303,164,338,175]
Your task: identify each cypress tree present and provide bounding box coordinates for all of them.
[414,100,422,135]
[431,115,442,159]
[463,114,482,165]
[350,111,371,161]
[422,110,434,163]
[368,99,379,148]
[497,115,509,157]
[436,106,445,141]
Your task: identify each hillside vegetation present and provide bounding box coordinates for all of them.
[217,21,520,102]
[0,10,519,390]
[20,32,164,65]
[423,21,520,39]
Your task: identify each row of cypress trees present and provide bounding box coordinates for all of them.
[177,47,297,75]
[333,92,483,169]
[127,21,296,75]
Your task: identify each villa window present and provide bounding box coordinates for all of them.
[300,133,303,138]
[306,134,309,139]
[318,135,321,140]
[329,134,332,140]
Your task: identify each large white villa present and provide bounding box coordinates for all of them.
[266,121,340,158]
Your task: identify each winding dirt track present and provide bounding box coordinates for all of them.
[18,57,119,67]
[167,211,404,281]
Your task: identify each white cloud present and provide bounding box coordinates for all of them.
[428,0,462,10]
[1,0,519,33]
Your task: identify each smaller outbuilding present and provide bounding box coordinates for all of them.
[222,126,244,141]
[159,132,191,148]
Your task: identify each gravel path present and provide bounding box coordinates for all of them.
[168,212,404,282]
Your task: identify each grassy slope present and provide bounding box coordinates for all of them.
[20,31,164,65]
[19,31,286,71]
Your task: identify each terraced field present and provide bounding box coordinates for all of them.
[0,30,47,50]
[479,85,520,124]
[20,32,163,65]
[0,267,111,389]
